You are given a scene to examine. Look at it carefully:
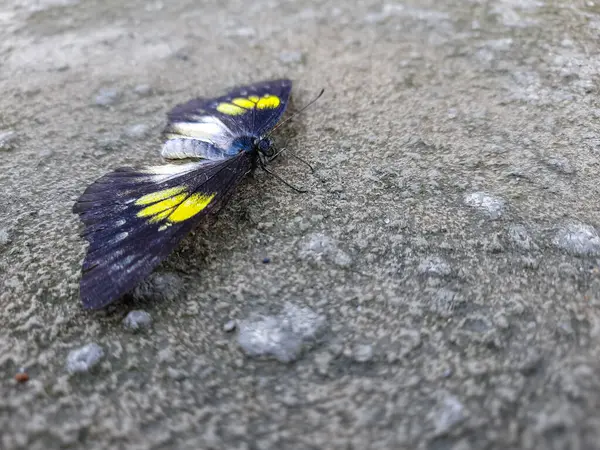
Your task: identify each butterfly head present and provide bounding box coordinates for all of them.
[254,136,274,157]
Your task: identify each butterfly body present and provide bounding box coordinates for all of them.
[74,79,292,309]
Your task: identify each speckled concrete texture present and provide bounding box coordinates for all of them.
[2,0,600,449]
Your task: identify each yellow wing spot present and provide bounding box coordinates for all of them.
[216,95,280,115]
[135,187,186,205]
[148,209,173,223]
[231,97,256,108]
[256,95,280,110]
[168,193,216,222]
[137,193,187,218]
[216,103,245,115]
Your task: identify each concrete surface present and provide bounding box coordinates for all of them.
[2,0,600,448]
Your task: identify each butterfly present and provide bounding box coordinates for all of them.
[73,79,293,309]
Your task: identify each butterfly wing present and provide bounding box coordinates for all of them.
[73,154,252,309]
[161,79,292,160]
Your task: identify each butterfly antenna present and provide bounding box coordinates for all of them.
[257,88,324,191]
[288,152,315,172]
[262,88,325,140]
[258,158,308,193]
[269,147,315,172]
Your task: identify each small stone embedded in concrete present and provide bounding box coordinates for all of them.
[558,262,577,277]
[300,233,336,258]
[430,394,467,436]
[494,313,510,329]
[397,328,422,356]
[461,315,492,333]
[157,348,175,364]
[464,360,489,377]
[237,302,326,363]
[508,224,536,251]
[223,320,237,332]
[485,234,505,253]
[0,228,10,246]
[124,123,151,139]
[314,351,333,375]
[333,250,352,267]
[327,339,344,357]
[352,344,374,363]
[239,316,303,362]
[29,0,81,12]
[167,367,187,381]
[94,88,121,106]
[339,140,352,150]
[464,191,505,219]
[518,351,543,376]
[418,256,451,276]
[133,84,152,96]
[553,223,600,256]
[546,157,574,174]
[257,221,274,231]
[227,27,255,38]
[279,51,304,64]
[556,319,574,336]
[427,288,463,318]
[298,233,335,258]
[38,148,55,164]
[298,232,352,267]
[96,136,123,152]
[66,343,104,374]
[0,130,17,151]
[281,303,325,338]
[123,310,152,331]
[521,256,539,269]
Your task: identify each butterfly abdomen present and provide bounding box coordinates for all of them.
[161,138,230,160]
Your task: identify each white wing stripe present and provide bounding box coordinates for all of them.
[169,116,230,142]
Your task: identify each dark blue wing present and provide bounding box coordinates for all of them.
[163,79,292,143]
[73,153,252,309]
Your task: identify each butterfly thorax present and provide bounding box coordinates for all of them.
[230,135,273,157]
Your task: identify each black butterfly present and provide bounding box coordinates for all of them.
[73,79,293,309]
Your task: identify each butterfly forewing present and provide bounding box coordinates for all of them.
[74,154,252,309]
[162,79,292,158]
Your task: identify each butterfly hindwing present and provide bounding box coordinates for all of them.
[162,79,292,158]
[73,154,252,309]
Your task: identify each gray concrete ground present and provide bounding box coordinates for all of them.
[1,0,600,448]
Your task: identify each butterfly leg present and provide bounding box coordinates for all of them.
[257,157,308,193]
[248,152,261,178]
[267,146,286,161]
[288,152,315,173]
